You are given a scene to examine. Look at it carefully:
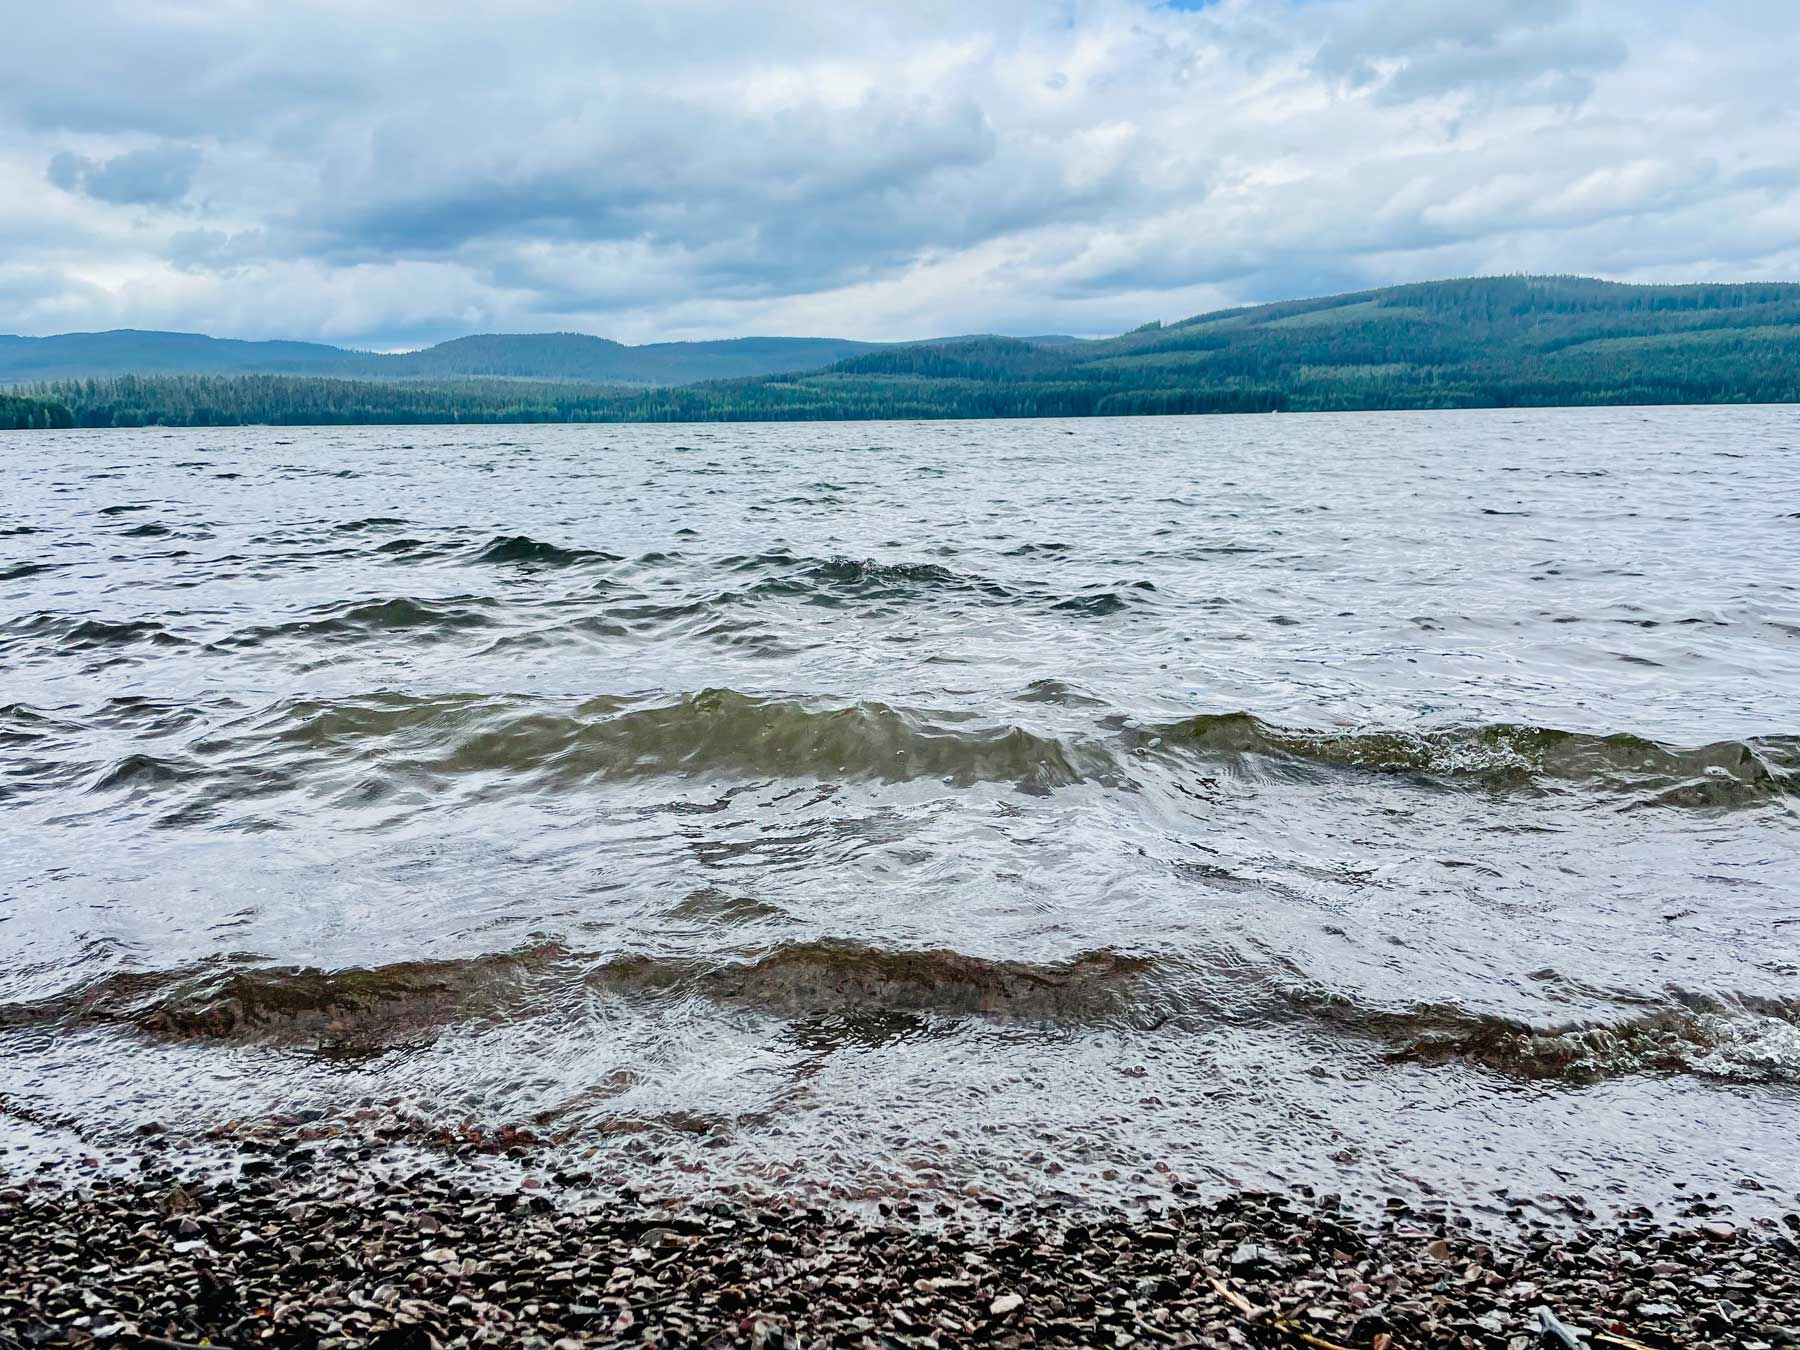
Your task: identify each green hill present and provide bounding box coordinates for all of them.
[16,276,1800,427]
[695,274,1800,419]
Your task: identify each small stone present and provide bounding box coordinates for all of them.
[1230,1242,1277,1268]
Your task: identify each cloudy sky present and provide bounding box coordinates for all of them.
[4,0,1797,347]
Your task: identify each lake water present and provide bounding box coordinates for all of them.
[2,407,1797,1219]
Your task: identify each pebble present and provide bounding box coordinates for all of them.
[1,1130,1795,1348]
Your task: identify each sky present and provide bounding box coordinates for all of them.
[3,0,1798,347]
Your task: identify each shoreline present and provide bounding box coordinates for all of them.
[3,1132,1794,1349]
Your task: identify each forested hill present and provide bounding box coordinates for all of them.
[741,274,1800,417]
[655,274,1800,417]
[15,276,1800,427]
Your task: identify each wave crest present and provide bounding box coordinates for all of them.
[1335,997,1800,1085]
[254,687,1104,789]
[7,941,1794,1087]
[1147,713,1799,806]
[597,940,1153,1019]
[0,944,573,1050]
[473,535,622,567]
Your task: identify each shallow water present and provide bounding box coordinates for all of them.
[2,407,1797,1216]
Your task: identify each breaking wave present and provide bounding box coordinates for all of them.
[7,940,1794,1086]
[0,942,1145,1049]
[0,944,576,1050]
[1142,713,1800,807]
[192,688,1110,793]
[1303,991,1800,1086]
[595,940,1155,1020]
[14,684,1796,816]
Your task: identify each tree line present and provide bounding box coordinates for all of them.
[10,276,1800,428]
[0,393,74,429]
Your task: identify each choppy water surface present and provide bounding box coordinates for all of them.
[3,408,1797,1217]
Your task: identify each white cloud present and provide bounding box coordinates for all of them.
[0,0,1794,344]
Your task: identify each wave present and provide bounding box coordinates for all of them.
[87,695,226,734]
[373,537,441,556]
[595,940,1154,1020]
[1052,583,1158,616]
[0,703,83,745]
[717,550,1174,619]
[247,688,1107,790]
[804,557,961,589]
[87,753,193,792]
[1142,713,1800,807]
[1296,990,1800,1086]
[38,688,1101,817]
[800,557,987,595]
[0,944,576,1050]
[224,596,497,644]
[1013,678,1109,707]
[0,561,59,581]
[0,613,191,655]
[0,941,1149,1048]
[473,535,622,567]
[33,683,1799,813]
[475,615,634,652]
[7,938,1792,1087]
[1052,591,1129,616]
[731,551,1011,603]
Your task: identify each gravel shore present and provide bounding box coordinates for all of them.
[2,1132,1795,1350]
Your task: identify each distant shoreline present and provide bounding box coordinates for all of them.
[7,275,1799,429]
[5,390,1797,432]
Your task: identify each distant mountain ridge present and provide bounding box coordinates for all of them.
[0,327,1081,386]
[0,330,354,380]
[12,276,1800,427]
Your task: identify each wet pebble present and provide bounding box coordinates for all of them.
[0,1133,1795,1348]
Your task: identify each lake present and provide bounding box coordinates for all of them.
[2,406,1797,1220]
